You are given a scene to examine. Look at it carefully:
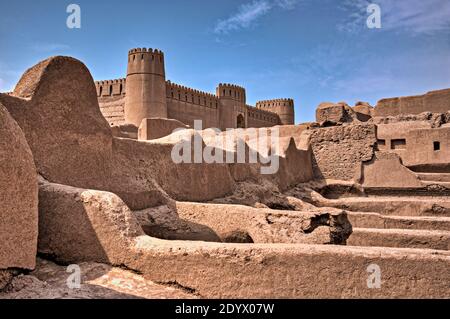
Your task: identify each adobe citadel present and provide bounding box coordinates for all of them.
[95,48,294,133]
[0,52,449,298]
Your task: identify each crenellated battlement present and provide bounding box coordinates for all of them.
[95,78,126,97]
[246,105,280,124]
[256,98,294,108]
[166,81,219,108]
[255,98,295,125]
[125,47,167,124]
[216,83,246,103]
[94,47,295,128]
[218,83,245,90]
[127,47,165,76]
[128,48,164,55]
[128,48,164,61]
[247,105,279,116]
[95,78,126,86]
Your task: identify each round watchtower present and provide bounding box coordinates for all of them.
[125,48,168,126]
[256,98,295,125]
[216,83,246,103]
[216,83,247,129]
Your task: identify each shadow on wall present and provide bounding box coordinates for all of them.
[38,178,111,265]
[134,205,254,243]
[311,152,326,181]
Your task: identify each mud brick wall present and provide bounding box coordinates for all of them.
[374,88,450,117]
[309,124,377,180]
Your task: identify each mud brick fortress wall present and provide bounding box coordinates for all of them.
[95,48,295,130]
[95,78,126,125]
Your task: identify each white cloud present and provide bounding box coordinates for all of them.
[31,43,71,52]
[275,0,299,10]
[288,39,450,105]
[339,0,450,35]
[214,1,272,34]
[214,0,300,34]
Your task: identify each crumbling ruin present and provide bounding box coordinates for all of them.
[0,53,449,299]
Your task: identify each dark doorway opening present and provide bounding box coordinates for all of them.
[237,114,245,128]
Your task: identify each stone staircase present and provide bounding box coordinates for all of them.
[348,225,450,250]
[344,199,450,251]
[416,172,450,188]
[416,172,450,183]
[310,187,450,251]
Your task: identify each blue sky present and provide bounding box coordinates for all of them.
[0,0,449,123]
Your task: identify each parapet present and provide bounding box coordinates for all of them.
[128,48,164,55]
[256,98,295,125]
[246,105,280,124]
[216,83,246,103]
[256,98,294,109]
[127,47,165,76]
[95,78,126,97]
[166,81,219,109]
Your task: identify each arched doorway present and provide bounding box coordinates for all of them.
[236,114,245,128]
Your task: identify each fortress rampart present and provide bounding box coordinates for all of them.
[247,105,280,128]
[125,48,167,126]
[166,81,220,128]
[216,83,247,129]
[95,48,295,130]
[127,48,165,75]
[216,83,246,102]
[95,78,126,98]
[256,98,295,125]
[95,79,127,126]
